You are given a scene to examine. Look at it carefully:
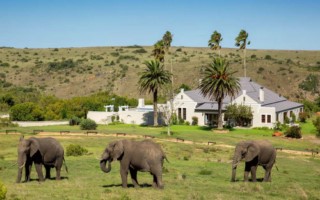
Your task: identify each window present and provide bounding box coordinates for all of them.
[183,108,187,120]
[267,115,271,123]
[262,114,271,123]
[181,95,183,100]
[178,108,182,119]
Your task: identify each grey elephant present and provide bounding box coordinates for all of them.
[231,140,276,182]
[100,139,166,189]
[16,136,67,183]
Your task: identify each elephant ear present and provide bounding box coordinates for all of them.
[29,138,40,157]
[112,141,124,160]
[244,142,260,162]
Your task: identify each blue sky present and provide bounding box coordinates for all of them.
[1,0,319,50]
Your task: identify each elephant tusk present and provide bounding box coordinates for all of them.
[19,161,26,169]
[94,155,101,160]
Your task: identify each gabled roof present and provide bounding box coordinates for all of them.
[183,77,303,112]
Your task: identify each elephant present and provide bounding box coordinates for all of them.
[231,140,276,182]
[16,136,67,183]
[100,139,166,189]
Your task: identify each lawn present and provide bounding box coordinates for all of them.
[0,121,319,199]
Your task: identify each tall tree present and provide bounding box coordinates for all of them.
[235,29,250,77]
[208,30,223,57]
[162,31,174,100]
[198,58,241,129]
[152,40,165,63]
[162,31,173,53]
[139,60,171,126]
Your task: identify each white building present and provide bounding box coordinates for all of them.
[87,98,159,125]
[173,77,303,128]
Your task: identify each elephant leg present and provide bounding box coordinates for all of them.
[263,166,272,182]
[129,168,139,188]
[244,162,251,182]
[35,163,44,182]
[25,163,32,182]
[45,165,51,179]
[153,173,163,189]
[250,166,257,182]
[55,166,61,180]
[120,166,129,188]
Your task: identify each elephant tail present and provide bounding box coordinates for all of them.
[63,158,69,173]
[275,161,279,171]
[163,155,170,163]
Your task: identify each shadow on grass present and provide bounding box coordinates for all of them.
[102,183,152,188]
[232,178,266,182]
[22,176,69,183]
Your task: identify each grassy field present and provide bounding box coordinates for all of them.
[0,121,320,200]
[1,46,320,101]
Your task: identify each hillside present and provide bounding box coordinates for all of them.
[0,46,319,101]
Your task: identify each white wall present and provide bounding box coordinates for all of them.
[232,92,276,128]
[173,90,205,125]
[118,110,154,125]
[87,111,116,124]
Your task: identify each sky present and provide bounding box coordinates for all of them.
[0,0,320,50]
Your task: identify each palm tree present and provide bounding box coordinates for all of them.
[208,30,223,57]
[152,40,165,63]
[162,31,173,53]
[235,29,250,77]
[198,58,241,129]
[139,60,171,126]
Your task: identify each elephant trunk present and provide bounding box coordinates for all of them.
[231,154,240,182]
[100,159,111,173]
[16,155,26,183]
[231,165,237,182]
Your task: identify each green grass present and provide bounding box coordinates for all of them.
[0,121,320,199]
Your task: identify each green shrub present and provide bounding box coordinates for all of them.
[80,119,97,130]
[0,180,7,200]
[299,112,309,123]
[198,169,212,175]
[66,144,88,156]
[265,55,272,60]
[132,48,147,54]
[0,118,17,128]
[69,116,82,126]
[191,116,198,125]
[312,116,320,137]
[10,102,44,121]
[285,126,302,138]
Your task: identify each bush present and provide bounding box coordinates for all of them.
[299,112,309,123]
[66,144,88,156]
[69,116,81,126]
[0,180,7,200]
[312,116,320,137]
[80,119,97,130]
[10,102,44,121]
[285,126,302,138]
[265,55,272,60]
[0,118,17,128]
[191,116,198,125]
[198,169,212,175]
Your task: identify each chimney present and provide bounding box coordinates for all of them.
[180,88,184,93]
[242,90,246,96]
[138,98,145,108]
[259,87,264,102]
